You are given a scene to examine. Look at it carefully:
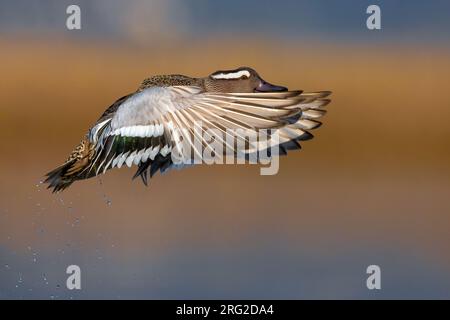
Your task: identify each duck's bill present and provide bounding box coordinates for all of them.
[256,81,288,92]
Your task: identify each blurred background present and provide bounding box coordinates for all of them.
[1,0,450,299]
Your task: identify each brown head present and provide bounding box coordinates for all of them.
[203,67,288,93]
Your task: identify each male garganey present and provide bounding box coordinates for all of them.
[45,67,331,192]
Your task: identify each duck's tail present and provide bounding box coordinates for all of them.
[44,139,95,193]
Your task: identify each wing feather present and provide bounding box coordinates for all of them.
[88,86,331,180]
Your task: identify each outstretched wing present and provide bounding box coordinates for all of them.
[85,86,330,183]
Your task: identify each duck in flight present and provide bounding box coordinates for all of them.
[45,67,331,192]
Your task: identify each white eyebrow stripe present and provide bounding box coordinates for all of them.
[211,70,251,80]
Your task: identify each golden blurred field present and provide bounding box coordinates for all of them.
[1,38,450,287]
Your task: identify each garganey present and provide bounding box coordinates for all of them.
[45,67,331,192]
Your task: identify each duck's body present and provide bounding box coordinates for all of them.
[45,67,331,192]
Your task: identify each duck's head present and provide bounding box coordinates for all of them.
[205,67,288,93]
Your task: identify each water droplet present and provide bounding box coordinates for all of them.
[98,177,112,206]
[35,180,43,191]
